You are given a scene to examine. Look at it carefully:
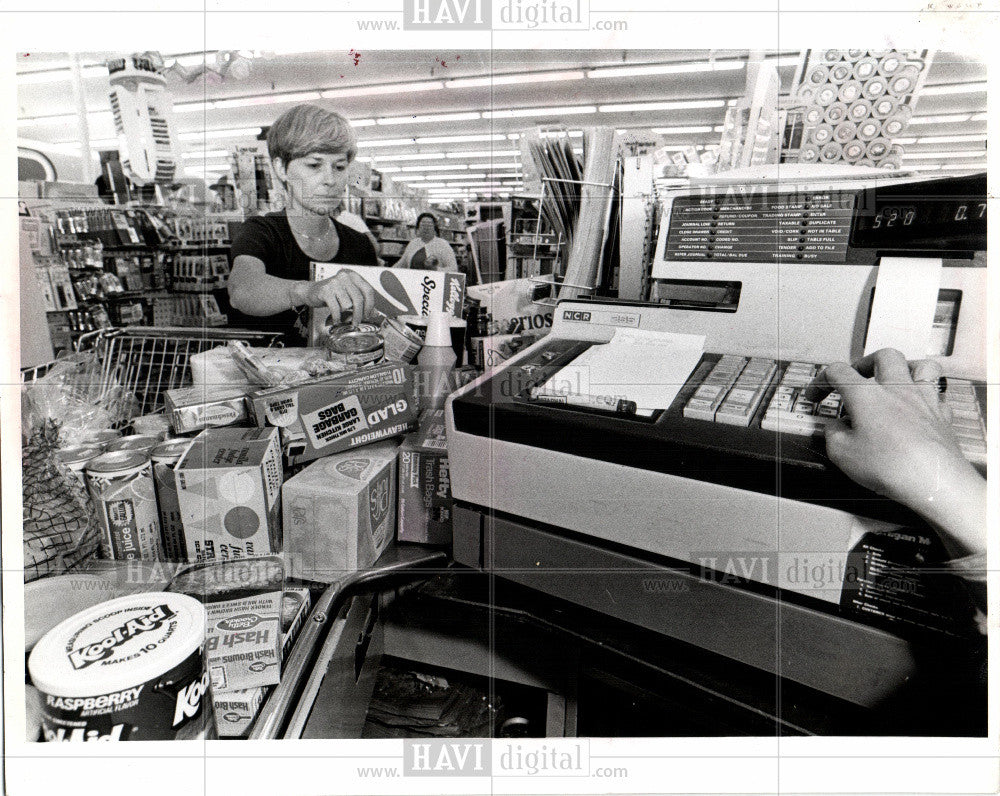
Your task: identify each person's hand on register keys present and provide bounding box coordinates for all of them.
[805,348,986,562]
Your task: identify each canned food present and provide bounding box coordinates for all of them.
[72,429,121,450]
[833,121,858,144]
[888,65,920,96]
[856,120,882,141]
[820,142,844,162]
[853,58,879,81]
[824,102,849,124]
[798,85,818,105]
[798,144,820,163]
[380,317,425,364]
[871,97,898,119]
[56,446,104,488]
[862,77,888,100]
[804,106,825,125]
[866,138,891,159]
[810,124,834,145]
[326,329,385,367]
[151,439,193,562]
[807,64,830,85]
[106,435,161,455]
[838,81,863,103]
[843,141,866,162]
[829,63,853,84]
[815,86,838,106]
[822,50,845,64]
[86,451,162,561]
[848,99,873,121]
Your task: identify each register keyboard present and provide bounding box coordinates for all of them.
[450,338,988,527]
[681,354,987,466]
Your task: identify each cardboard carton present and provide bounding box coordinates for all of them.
[282,441,398,582]
[397,410,453,546]
[249,364,417,465]
[174,427,283,562]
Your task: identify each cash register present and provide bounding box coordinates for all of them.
[443,170,987,721]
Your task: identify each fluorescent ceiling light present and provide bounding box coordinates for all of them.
[901,150,986,159]
[322,80,444,99]
[175,101,216,113]
[213,90,322,109]
[465,164,522,172]
[419,182,448,187]
[400,164,468,172]
[920,81,986,96]
[374,165,401,172]
[895,137,918,145]
[377,112,481,125]
[445,70,586,88]
[20,111,113,126]
[179,127,262,141]
[599,99,726,112]
[399,172,478,180]
[370,152,447,162]
[181,150,231,160]
[483,105,597,119]
[651,126,714,135]
[18,64,108,84]
[969,112,987,122]
[539,130,583,139]
[908,114,974,125]
[765,54,803,67]
[588,61,744,79]
[351,119,377,127]
[917,134,987,144]
[358,138,417,148]
[416,133,509,144]
[445,149,520,158]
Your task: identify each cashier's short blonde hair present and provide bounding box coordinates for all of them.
[266,104,357,166]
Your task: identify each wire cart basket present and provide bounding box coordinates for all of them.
[73,326,283,424]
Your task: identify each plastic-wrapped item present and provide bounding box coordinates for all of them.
[21,352,137,444]
[22,421,101,582]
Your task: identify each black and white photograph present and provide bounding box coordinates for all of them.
[2,4,995,796]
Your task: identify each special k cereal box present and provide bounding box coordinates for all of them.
[174,427,283,562]
[282,441,398,583]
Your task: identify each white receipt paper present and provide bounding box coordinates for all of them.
[864,256,942,359]
[534,328,706,412]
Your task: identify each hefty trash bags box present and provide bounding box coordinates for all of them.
[309,263,465,345]
[174,427,283,563]
[397,410,453,546]
[282,441,398,583]
[248,364,417,465]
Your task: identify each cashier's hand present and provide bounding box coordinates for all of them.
[301,271,376,327]
[805,348,985,558]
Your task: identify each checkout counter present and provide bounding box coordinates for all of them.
[255,170,987,739]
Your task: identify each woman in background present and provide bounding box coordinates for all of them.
[396,212,459,272]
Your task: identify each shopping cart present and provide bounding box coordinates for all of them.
[75,326,283,425]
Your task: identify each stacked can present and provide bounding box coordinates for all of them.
[794,49,928,169]
[85,450,163,561]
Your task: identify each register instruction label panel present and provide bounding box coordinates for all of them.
[665,191,856,263]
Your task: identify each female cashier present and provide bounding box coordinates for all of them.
[227,104,377,345]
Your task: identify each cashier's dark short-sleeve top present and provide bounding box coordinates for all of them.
[228,211,378,345]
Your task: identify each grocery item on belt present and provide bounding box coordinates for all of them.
[397,409,453,546]
[325,327,385,368]
[85,450,163,561]
[56,445,104,488]
[213,586,311,737]
[27,592,210,741]
[165,383,252,434]
[248,363,417,465]
[151,438,195,561]
[282,441,398,582]
[173,427,283,563]
[106,434,161,455]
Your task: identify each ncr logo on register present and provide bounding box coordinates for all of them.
[404,0,491,28]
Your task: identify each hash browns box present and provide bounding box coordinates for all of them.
[248,364,417,465]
